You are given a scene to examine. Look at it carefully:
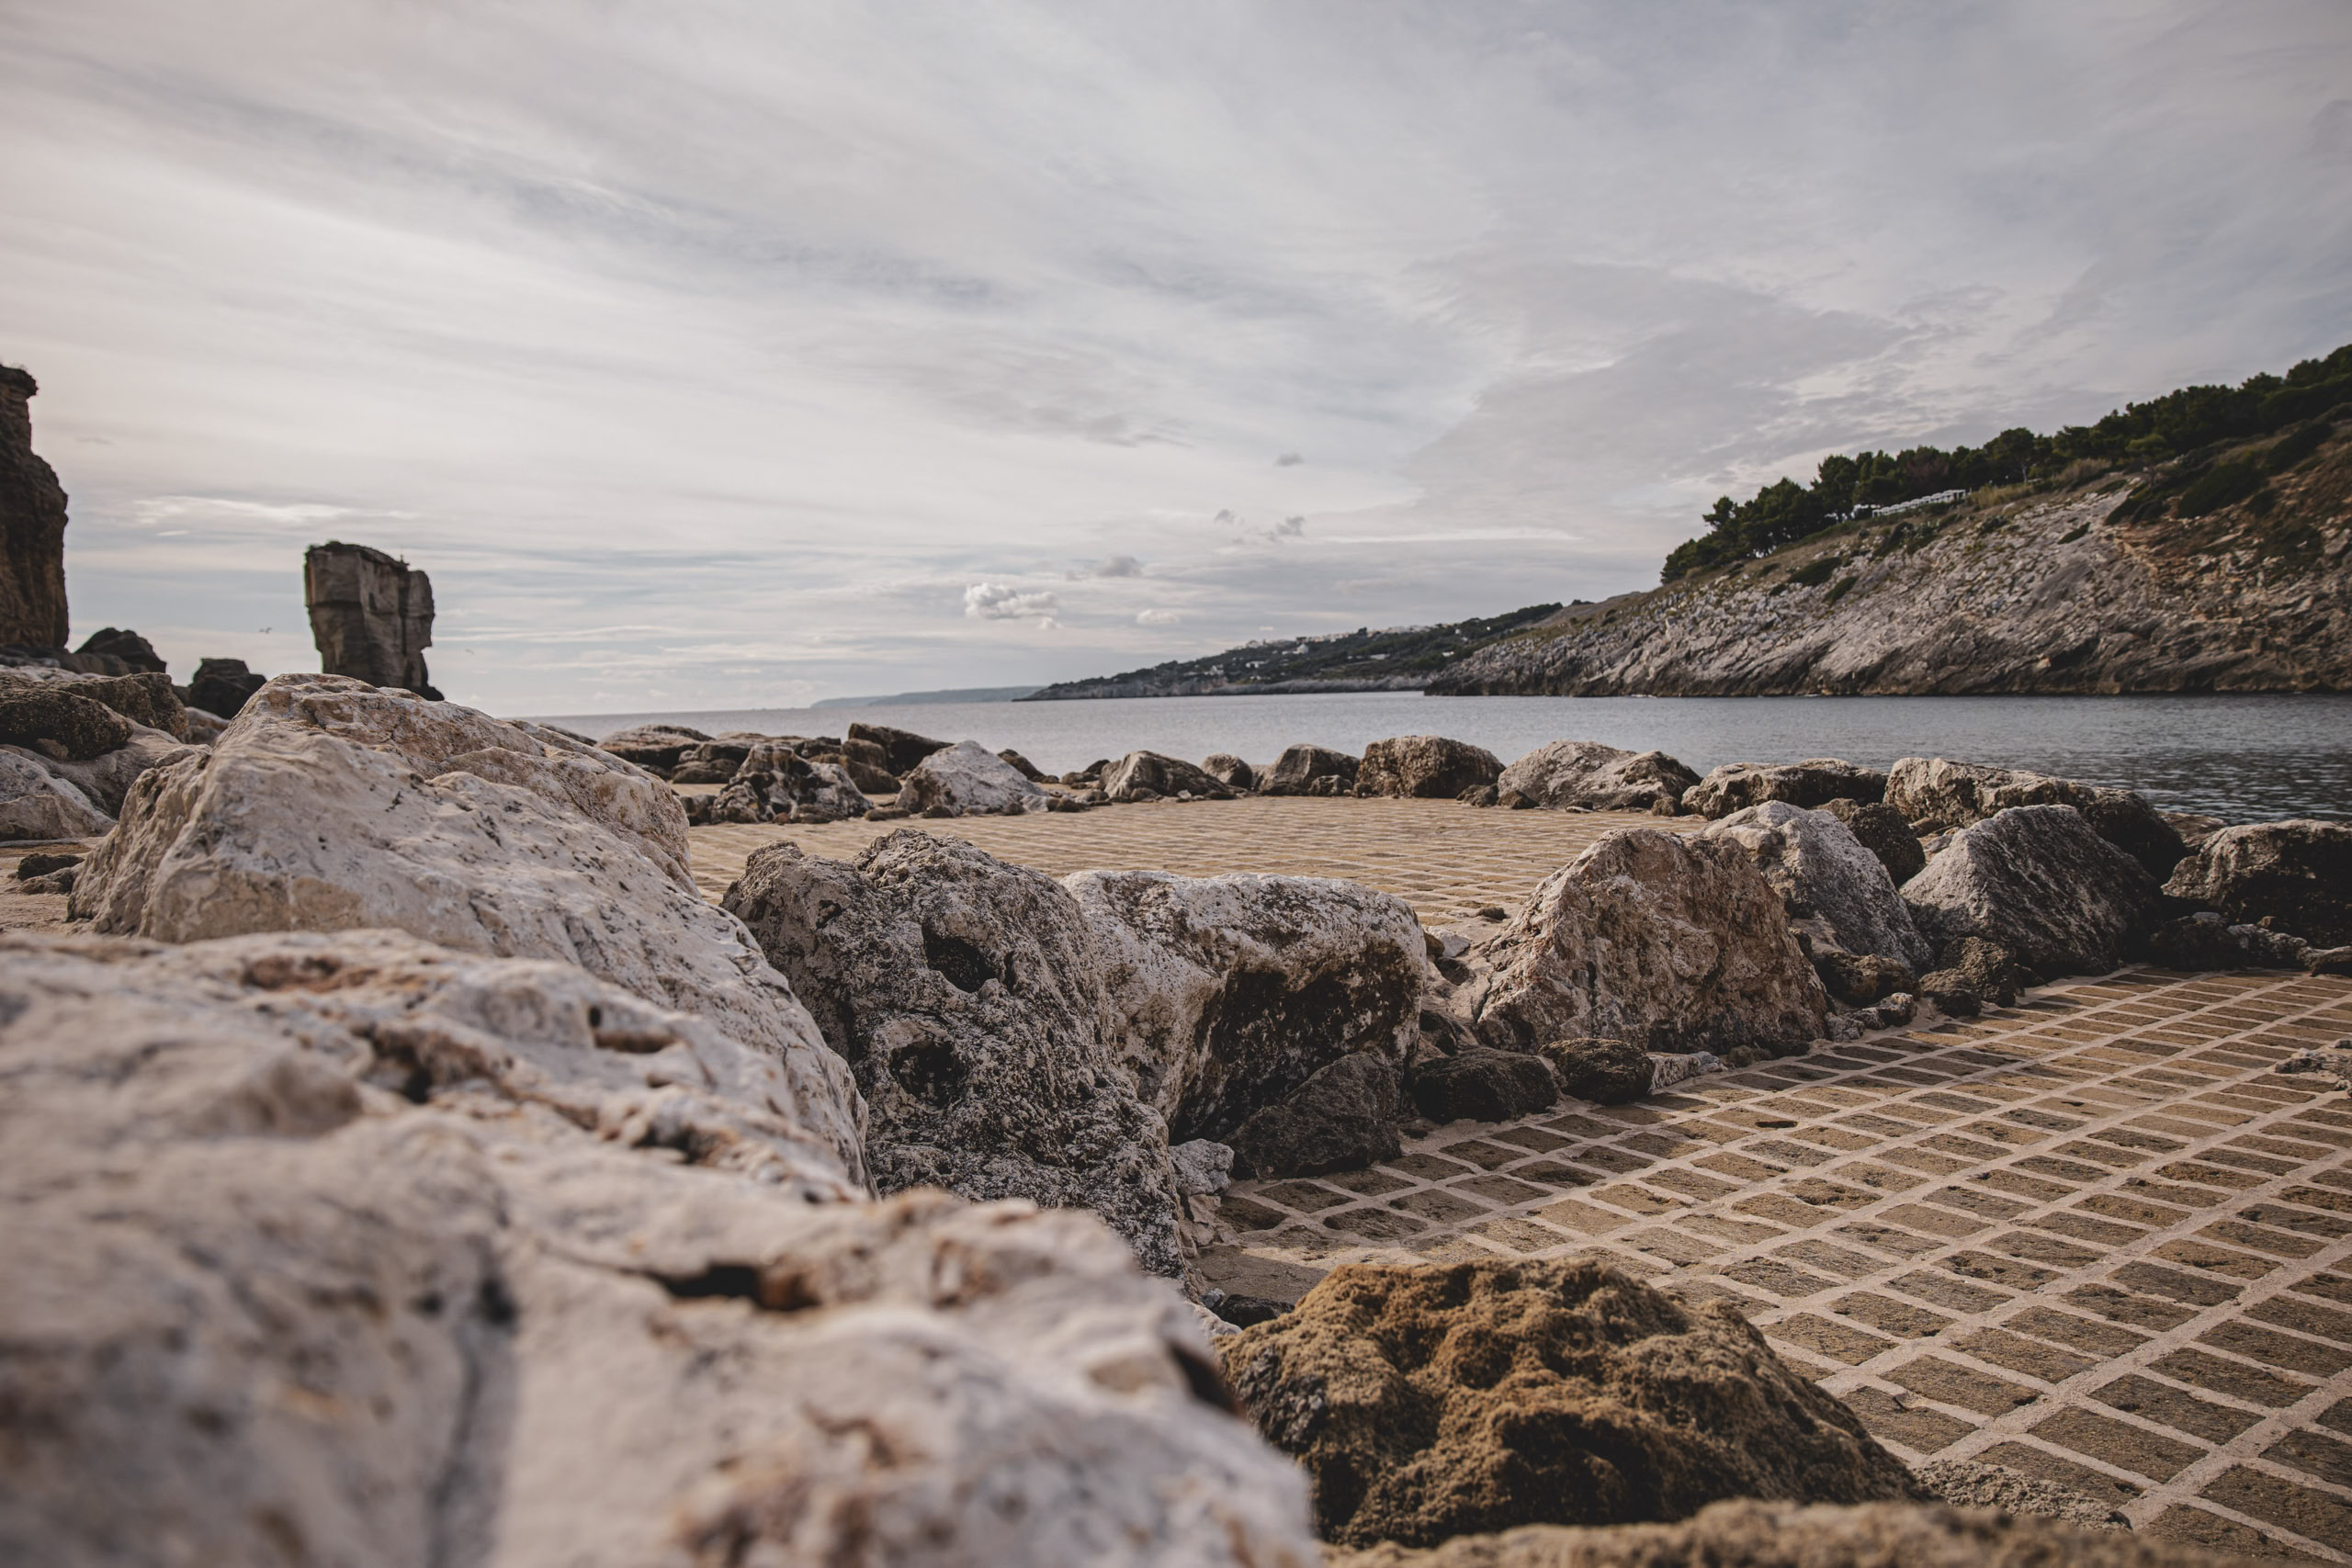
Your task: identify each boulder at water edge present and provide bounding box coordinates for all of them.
[711,740,870,823]
[0,928,1317,1568]
[1203,752,1257,789]
[1901,805,2158,976]
[1220,1258,1918,1549]
[844,718,951,773]
[1498,739,1700,813]
[1886,758,2185,880]
[1261,742,1361,795]
[1820,797,1927,885]
[1357,735,1502,799]
[2163,819,2352,948]
[899,739,1051,815]
[722,833,1186,1273]
[1701,801,1934,972]
[1682,758,1887,818]
[1102,749,1235,802]
[1463,828,1826,1056]
[594,720,710,777]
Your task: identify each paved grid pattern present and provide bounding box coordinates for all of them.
[687,795,1677,919]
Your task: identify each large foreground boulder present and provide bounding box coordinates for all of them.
[1261,743,1360,795]
[722,834,1185,1273]
[0,750,110,839]
[1683,759,1886,818]
[0,928,1317,1567]
[1902,805,2158,976]
[2163,819,2352,948]
[1071,869,1429,1142]
[899,739,1050,815]
[1701,802,1932,971]
[1462,829,1826,1056]
[1322,1498,2257,1568]
[1102,749,1234,802]
[1358,736,1502,799]
[1220,1259,1918,1550]
[1500,740,1700,813]
[1886,758,2185,879]
[67,675,863,1176]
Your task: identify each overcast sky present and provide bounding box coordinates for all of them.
[6,2,2348,714]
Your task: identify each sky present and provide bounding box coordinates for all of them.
[4,1,2348,715]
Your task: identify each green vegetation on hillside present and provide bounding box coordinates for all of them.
[1660,341,2352,582]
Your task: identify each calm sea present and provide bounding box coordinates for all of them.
[539,692,2352,823]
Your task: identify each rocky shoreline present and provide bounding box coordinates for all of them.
[5,675,2347,1563]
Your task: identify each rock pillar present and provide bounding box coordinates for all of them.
[0,367,70,648]
[303,542,439,699]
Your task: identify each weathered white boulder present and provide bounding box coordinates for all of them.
[1886,757,2184,879]
[0,749,111,839]
[0,928,1317,1568]
[1902,805,2158,976]
[1701,801,1933,972]
[1462,828,1826,1056]
[1682,759,1886,818]
[1069,869,1431,1142]
[1102,750,1234,803]
[722,833,1186,1274]
[12,721,198,814]
[2163,818,2352,948]
[899,739,1049,815]
[1357,735,1501,799]
[66,675,862,1177]
[1499,739,1700,813]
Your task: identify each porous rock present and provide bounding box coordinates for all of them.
[16,721,198,815]
[900,739,1051,816]
[1463,829,1826,1057]
[2162,819,2352,948]
[1498,740,1699,814]
[1683,759,1887,818]
[1902,806,2157,976]
[1935,937,2034,1006]
[1226,1052,1403,1179]
[668,736,755,784]
[1221,1258,1919,1550]
[1204,752,1257,789]
[1070,869,1429,1141]
[1409,1047,1558,1123]
[1913,1459,2125,1529]
[1357,735,1502,799]
[1261,743,1359,795]
[1813,951,1917,1007]
[0,666,187,739]
[1537,1036,1653,1105]
[723,741,870,822]
[0,683,134,761]
[1317,1498,2253,1568]
[1102,750,1234,803]
[1170,1138,1236,1195]
[1701,801,1933,972]
[0,750,111,840]
[844,719,952,774]
[721,833,1185,1273]
[1820,797,1927,886]
[594,721,710,777]
[1886,757,2185,880]
[0,928,1317,1568]
[2149,912,2312,971]
[186,657,267,718]
[66,675,862,1177]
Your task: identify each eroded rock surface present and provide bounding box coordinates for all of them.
[1221,1259,1918,1549]
[594,722,709,777]
[1684,759,1886,818]
[0,366,68,648]
[1227,1052,1404,1179]
[1902,806,2157,976]
[1498,740,1698,813]
[1887,758,2184,880]
[1821,797,1927,885]
[845,720,951,774]
[1701,801,1932,972]
[304,541,440,699]
[900,739,1050,815]
[0,750,110,839]
[0,928,1316,1568]
[2163,819,2352,948]
[1262,743,1360,795]
[1102,750,1234,802]
[1463,829,1826,1057]
[1358,736,1502,799]
[722,834,1185,1273]
[1409,1047,1559,1123]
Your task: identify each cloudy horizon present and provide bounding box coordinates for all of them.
[5,1,2347,714]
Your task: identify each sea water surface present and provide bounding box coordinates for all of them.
[543,692,2352,823]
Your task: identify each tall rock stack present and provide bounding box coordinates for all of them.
[302,541,440,699]
[0,366,70,649]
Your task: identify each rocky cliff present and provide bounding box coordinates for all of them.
[303,540,439,698]
[0,366,69,649]
[1430,420,2351,695]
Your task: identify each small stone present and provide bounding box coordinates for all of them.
[1536,1036,1653,1105]
[1409,1047,1558,1123]
[1169,1139,1236,1196]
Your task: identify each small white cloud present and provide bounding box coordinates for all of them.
[963,581,1061,622]
[1136,607,1180,625]
[1274,452,1304,466]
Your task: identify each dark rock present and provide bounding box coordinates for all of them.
[1202,1290,1291,1329]
[1683,759,1887,818]
[1203,752,1257,790]
[1537,1036,1653,1105]
[2162,819,2352,948]
[1261,743,1358,795]
[0,686,134,761]
[721,742,870,824]
[1102,750,1233,803]
[0,367,68,649]
[302,541,440,698]
[1937,937,2036,1006]
[1819,798,1926,886]
[844,720,951,774]
[2148,912,2311,971]
[2159,810,2229,852]
[1915,971,1982,1016]
[2309,946,2352,976]
[1814,951,1917,1007]
[63,671,187,739]
[668,738,755,784]
[15,850,82,879]
[73,627,165,674]
[186,658,267,719]
[1461,783,1499,807]
[1887,758,2185,880]
[1410,1047,1558,1124]
[594,722,710,778]
[1357,736,1502,799]
[1498,740,1699,813]
[1219,1258,1920,1549]
[1227,1053,1404,1178]
[1306,774,1351,796]
[996,748,1048,782]
[1903,806,2158,976]
[840,734,899,785]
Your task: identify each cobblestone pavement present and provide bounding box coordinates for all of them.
[685,798,2352,1562]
